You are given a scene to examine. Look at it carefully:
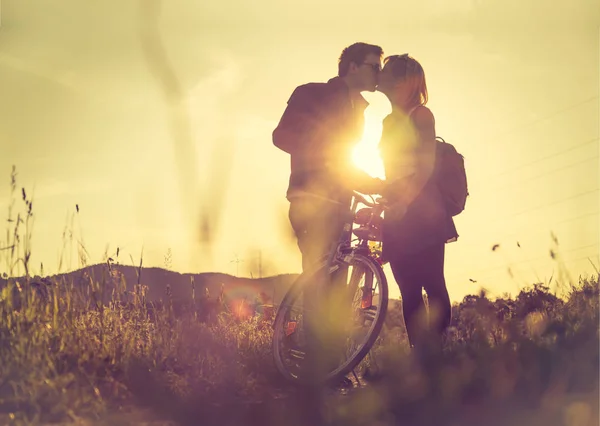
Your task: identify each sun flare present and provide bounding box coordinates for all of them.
[352,116,386,180]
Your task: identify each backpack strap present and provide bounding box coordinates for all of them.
[407,105,421,117]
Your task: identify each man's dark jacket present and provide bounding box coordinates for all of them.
[273,76,379,203]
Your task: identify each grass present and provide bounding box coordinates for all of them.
[0,166,598,426]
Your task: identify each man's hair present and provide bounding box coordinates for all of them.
[338,42,384,77]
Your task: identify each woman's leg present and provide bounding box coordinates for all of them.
[388,243,451,348]
[388,251,427,348]
[420,243,451,340]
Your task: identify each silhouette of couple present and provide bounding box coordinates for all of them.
[273,42,459,352]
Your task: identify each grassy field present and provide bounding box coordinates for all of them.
[1,168,598,426]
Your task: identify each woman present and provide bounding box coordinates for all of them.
[377,54,458,349]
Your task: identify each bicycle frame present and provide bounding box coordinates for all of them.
[325,191,387,268]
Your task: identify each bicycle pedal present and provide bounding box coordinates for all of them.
[363,307,377,320]
[289,349,305,360]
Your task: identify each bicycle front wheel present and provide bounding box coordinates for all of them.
[272,253,388,385]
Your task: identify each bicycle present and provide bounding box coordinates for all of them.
[272,191,390,386]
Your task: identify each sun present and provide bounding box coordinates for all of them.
[352,92,391,180]
[352,115,386,180]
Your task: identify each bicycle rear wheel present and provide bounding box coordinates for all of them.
[272,253,388,385]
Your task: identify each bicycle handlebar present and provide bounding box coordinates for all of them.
[353,177,408,210]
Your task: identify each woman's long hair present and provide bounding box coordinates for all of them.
[384,54,428,111]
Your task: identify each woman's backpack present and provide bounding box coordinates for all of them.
[434,136,469,216]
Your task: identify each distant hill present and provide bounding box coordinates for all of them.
[0,263,299,306]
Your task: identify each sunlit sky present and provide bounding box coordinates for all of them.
[1,0,598,302]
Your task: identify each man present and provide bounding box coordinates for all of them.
[273,42,386,273]
[273,43,386,400]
